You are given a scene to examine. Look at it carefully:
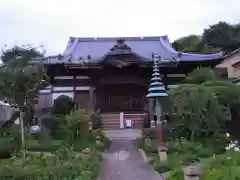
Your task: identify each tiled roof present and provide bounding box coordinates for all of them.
[32,36,223,64]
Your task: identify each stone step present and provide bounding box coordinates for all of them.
[100,113,144,130]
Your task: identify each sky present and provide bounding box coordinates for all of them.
[0,0,239,55]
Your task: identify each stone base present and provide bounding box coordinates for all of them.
[158,146,168,162]
[183,165,202,180]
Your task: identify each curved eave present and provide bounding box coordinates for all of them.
[179,52,223,61]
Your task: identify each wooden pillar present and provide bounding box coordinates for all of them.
[73,75,77,106]
[50,76,54,106]
[89,86,94,111]
[164,73,168,90]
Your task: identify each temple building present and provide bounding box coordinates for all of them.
[31,36,223,129]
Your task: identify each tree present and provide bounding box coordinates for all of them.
[1,45,42,66]
[168,84,224,141]
[172,35,220,54]
[202,22,240,53]
[173,35,202,51]
[0,46,48,122]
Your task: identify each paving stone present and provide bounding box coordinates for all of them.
[98,136,165,180]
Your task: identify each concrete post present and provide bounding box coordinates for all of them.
[183,165,202,180]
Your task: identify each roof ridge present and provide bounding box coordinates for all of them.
[68,36,168,42]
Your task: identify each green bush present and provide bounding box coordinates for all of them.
[202,152,240,180]
[65,109,91,141]
[26,140,64,152]
[151,161,171,173]
[41,114,70,141]
[168,139,215,159]
[142,128,156,140]
[168,152,240,180]
[4,124,22,149]
[0,137,14,159]
[168,84,224,142]
[167,169,184,180]
[0,151,101,180]
[181,153,200,165]
[52,95,75,115]
[144,139,158,153]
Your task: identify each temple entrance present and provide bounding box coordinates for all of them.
[96,84,147,113]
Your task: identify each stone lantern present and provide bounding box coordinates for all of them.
[146,53,168,162]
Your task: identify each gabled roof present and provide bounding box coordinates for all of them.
[223,48,240,59]
[32,36,223,64]
[215,48,240,68]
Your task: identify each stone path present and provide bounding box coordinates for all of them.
[98,130,165,180]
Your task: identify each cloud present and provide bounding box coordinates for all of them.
[0,0,239,55]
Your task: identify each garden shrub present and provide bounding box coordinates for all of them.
[41,114,70,141]
[167,139,215,158]
[26,140,65,152]
[167,169,184,180]
[181,153,200,165]
[168,84,224,142]
[4,124,22,149]
[151,161,171,173]
[142,128,156,140]
[0,153,101,180]
[0,137,14,158]
[202,152,240,180]
[143,139,158,153]
[51,95,75,115]
[185,67,220,84]
[65,109,91,143]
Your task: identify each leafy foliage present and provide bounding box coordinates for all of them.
[202,152,240,180]
[0,46,47,107]
[51,95,75,115]
[0,46,48,131]
[42,108,92,144]
[173,21,240,54]
[185,67,220,84]
[65,109,91,143]
[172,35,220,54]
[168,84,224,141]
[41,114,69,141]
[0,150,101,180]
[1,46,43,65]
[203,21,240,53]
[202,80,240,106]
[0,137,14,158]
